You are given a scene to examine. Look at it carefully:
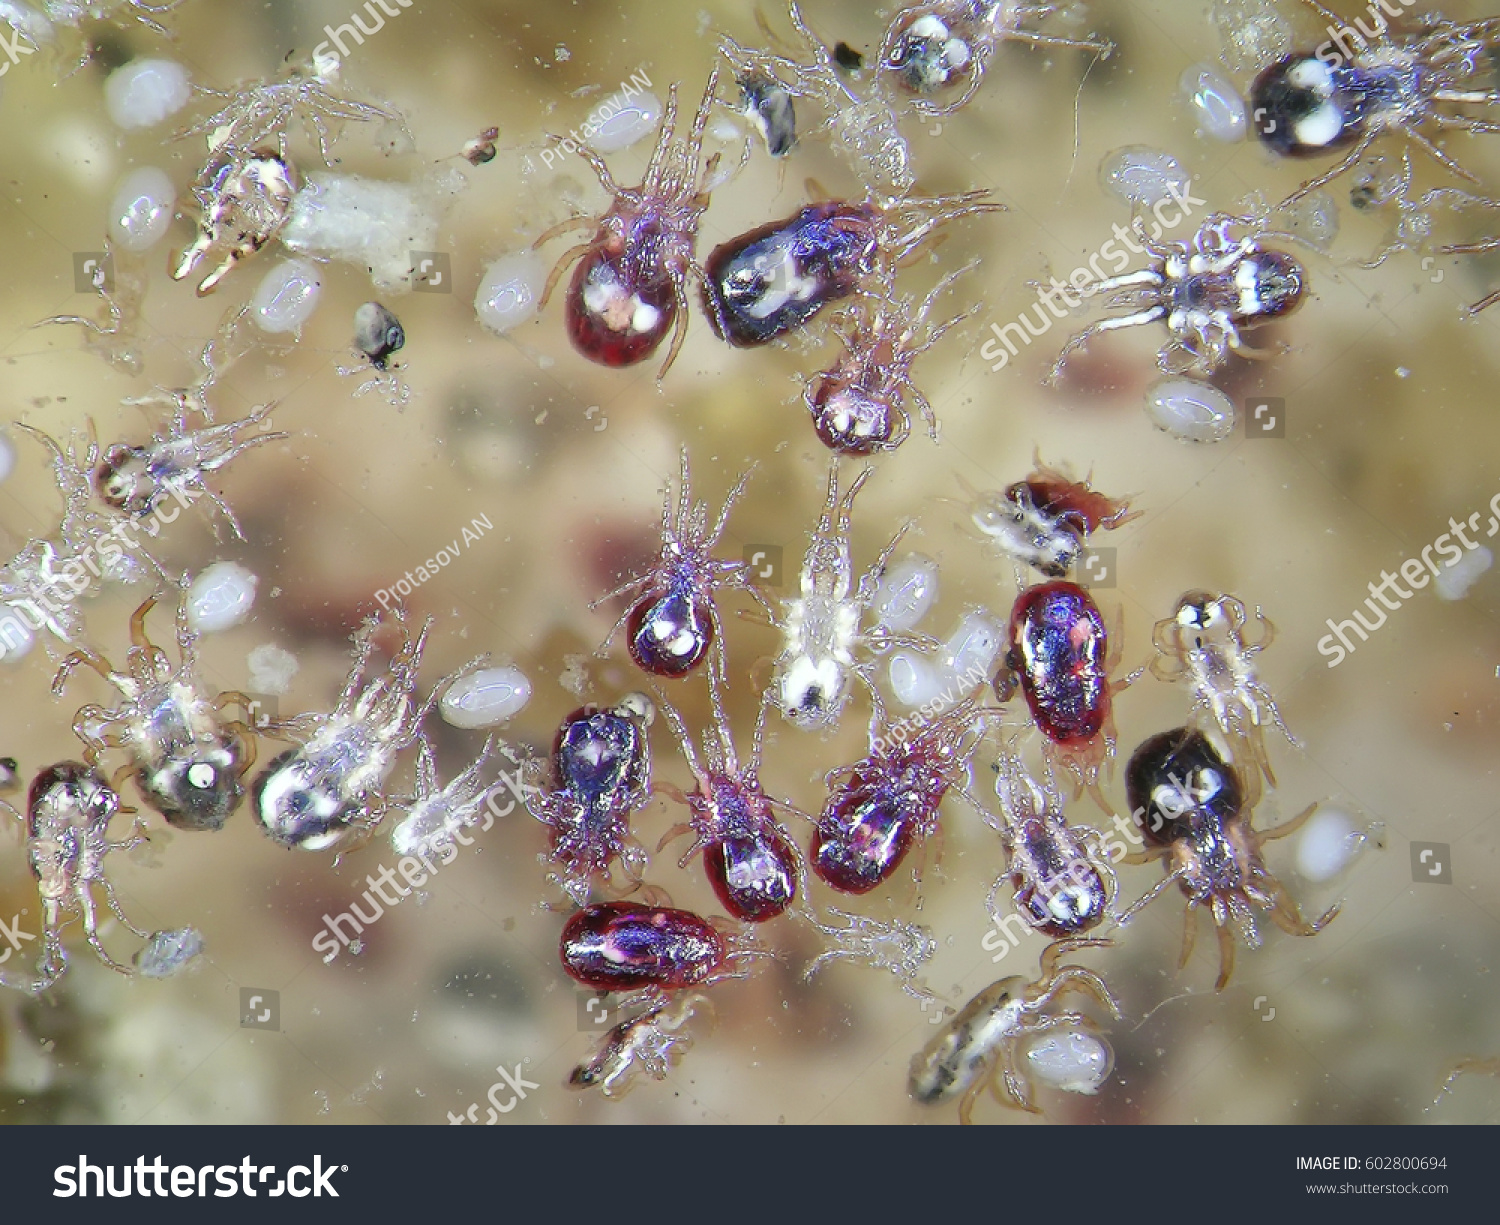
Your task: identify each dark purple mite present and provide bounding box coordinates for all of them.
[1000,581,1118,794]
[701,203,879,347]
[812,696,984,894]
[989,755,1112,940]
[526,696,653,904]
[1118,726,1337,992]
[1125,726,1247,848]
[593,448,769,681]
[701,191,998,348]
[657,682,801,922]
[560,902,726,991]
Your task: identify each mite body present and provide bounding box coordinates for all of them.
[1047,212,1306,381]
[701,192,998,348]
[252,612,478,851]
[812,693,987,894]
[998,581,1131,799]
[1249,0,1500,205]
[657,676,802,923]
[1150,591,1297,786]
[909,939,1120,1122]
[560,902,734,991]
[525,696,654,906]
[535,69,732,377]
[51,589,256,833]
[968,456,1137,581]
[1118,726,1337,990]
[593,448,768,682]
[879,1,1112,116]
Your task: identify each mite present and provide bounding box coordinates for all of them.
[996,580,1132,801]
[592,448,769,682]
[909,938,1120,1123]
[967,455,1138,581]
[1047,212,1307,382]
[1249,0,1500,205]
[560,901,744,992]
[1117,726,1338,991]
[0,763,177,993]
[172,149,299,296]
[984,750,1115,939]
[879,1,1112,116]
[525,695,654,906]
[803,262,977,455]
[51,587,257,833]
[569,993,713,1098]
[1150,590,1298,786]
[252,611,479,851]
[534,68,734,377]
[772,462,911,730]
[812,691,988,894]
[701,191,998,348]
[656,674,803,923]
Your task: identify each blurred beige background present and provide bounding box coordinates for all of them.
[0,0,1496,1124]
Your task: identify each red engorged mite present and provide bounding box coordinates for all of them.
[1000,581,1132,801]
[560,902,727,991]
[534,67,735,378]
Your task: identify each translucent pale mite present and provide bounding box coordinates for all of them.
[569,992,713,1098]
[996,580,1134,804]
[700,191,999,348]
[51,587,259,833]
[804,261,978,455]
[966,454,1137,581]
[908,938,1121,1123]
[524,695,654,907]
[719,1,917,194]
[1116,726,1338,992]
[559,901,761,996]
[1248,0,1500,206]
[534,67,737,378]
[655,673,804,923]
[19,395,287,544]
[879,1,1113,117]
[35,236,149,376]
[801,906,937,1001]
[772,462,914,730]
[1149,591,1298,788]
[388,737,503,859]
[591,448,770,683]
[0,0,180,46]
[812,689,990,894]
[982,750,1115,940]
[0,763,157,993]
[175,55,406,168]
[252,610,482,851]
[1046,211,1307,383]
[172,149,299,296]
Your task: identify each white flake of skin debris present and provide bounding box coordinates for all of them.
[1099,146,1193,210]
[440,666,533,728]
[281,168,467,292]
[188,562,259,632]
[1434,546,1492,601]
[104,59,192,130]
[247,644,299,695]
